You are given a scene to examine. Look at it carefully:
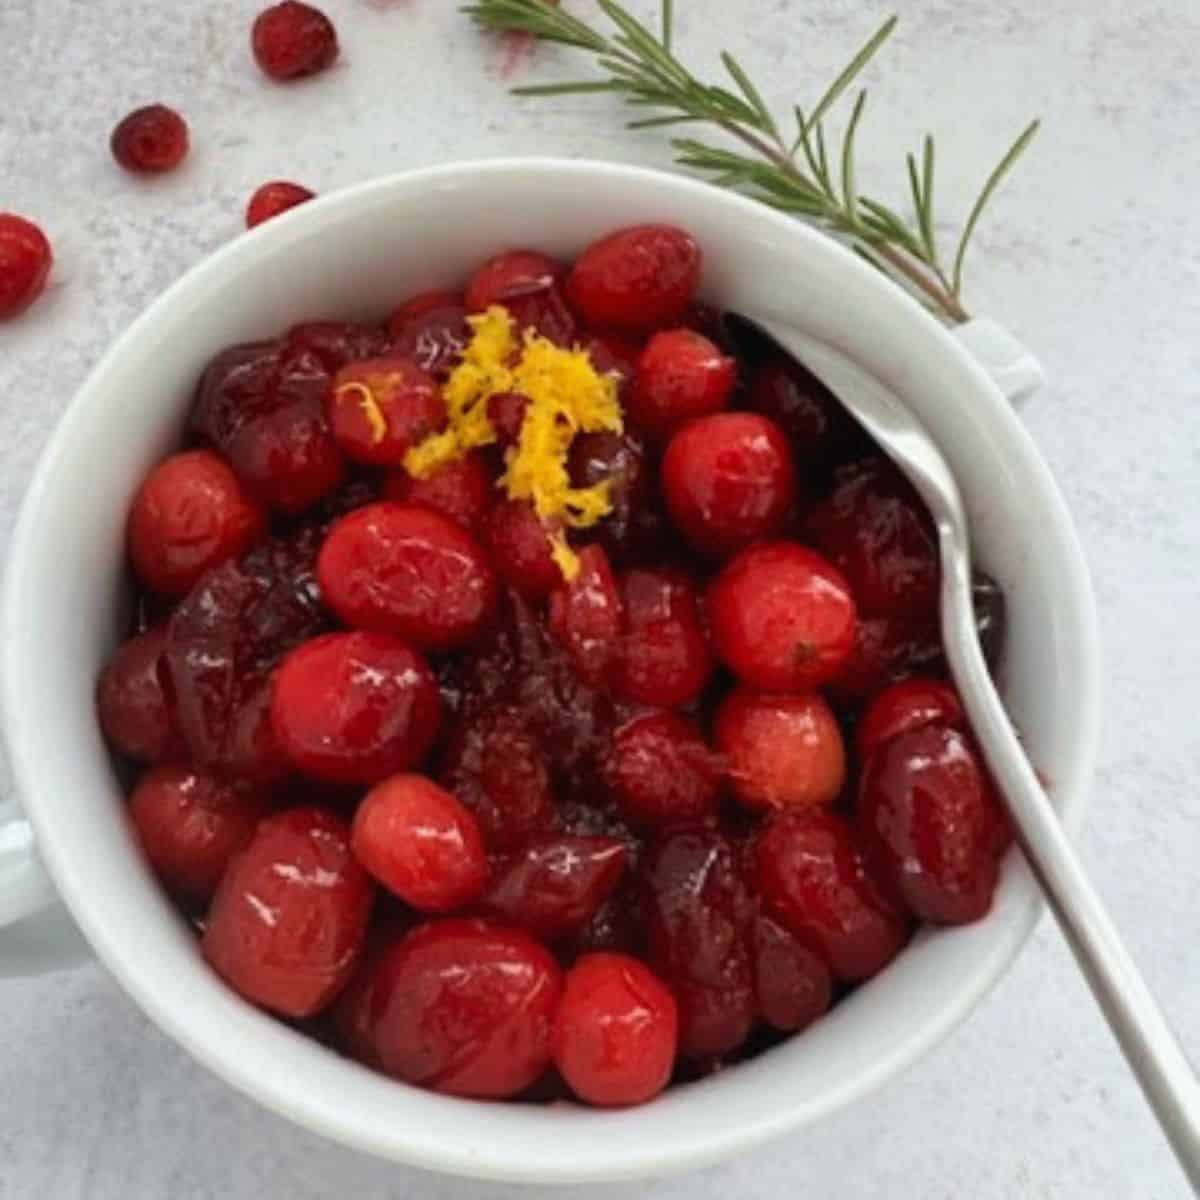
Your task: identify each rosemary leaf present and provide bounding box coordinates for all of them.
[806,16,897,130]
[722,52,780,139]
[840,90,868,224]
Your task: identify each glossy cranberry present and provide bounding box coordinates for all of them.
[387,302,471,379]
[110,105,189,174]
[612,568,713,709]
[388,289,462,325]
[0,213,52,318]
[567,431,658,563]
[745,356,863,468]
[752,913,832,1033]
[584,334,642,400]
[547,544,622,687]
[285,321,394,372]
[330,940,389,1067]
[127,449,266,596]
[97,626,184,763]
[203,806,373,1017]
[554,953,678,1107]
[465,249,562,311]
[827,613,942,701]
[382,451,494,532]
[129,766,268,902]
[481,499,562,599]
[271,632,440,784]
[661,413,795,556]
[858,724,1002,924]
[715,687,845,812]
[326,356,444,466]
[368,919,562,1098]
[629,329,736,438]
[350,774,487,911]
[607,712,720,829]
[318,503,498,652]
[246,180,315,227]
[251,1,339,80]
[754,810,909,981]
[507,278,578,346]
[486,391,530,446]
[480,835,627,941]
[708,541,857,692]
[567,224,701,334]
[856,678,965,761]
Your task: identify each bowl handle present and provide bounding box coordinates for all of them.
[953,317,1045,407]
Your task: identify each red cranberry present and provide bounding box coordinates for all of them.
[203,806,374,1017]
[708,541,856,692]
[754,810,909,982]
[547,544,622,687]
[481,499,562,600]
[129,766,268,902]
[387,302,471,379]
[607,712,720,829]
[382,451,494,532]
[251,1,339,80]
[97,626,184,763]
[856,677,965,761]
[271,632,441,784]
[246,181,315,228]
[584,334,642,401]
[752,913,832,1033]
[715,687,845,812]
[486,391,530,447]
[350,774,487,912]
[0,213,52,318]
[629,329,736,438]
[567,224,701,334]
[858,725,1002,925]
[127,449,266,596]
[367,919,562,1098]
[503,281,578,346]
[554,953,678,1107]
[285,321,394,372]
[662,413,796,556]
[973,570,1008,668]
[827,612,942,702]
[110,105,189,174]
[388,289,462,324]
[326,356,444,466]
[318,502,498,652]
[465,249,562,311]
[567,431,659,564]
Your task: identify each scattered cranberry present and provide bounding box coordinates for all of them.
[0,214,52,319]
[110,105,189,174]
[481,499,562,600]
[465,249,562,311]
[547,544,622,687]
[752,913,832,1033]
[856,677,965,761]
[246,181,315,228]
[382,451,494,532]
[387,301,471,379]
[97,626,184,763]
[251,1,339,81]
[326,356,444,466]
[607,712,720,829]
[629,329,736,438]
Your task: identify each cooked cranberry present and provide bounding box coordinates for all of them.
[326,356,444,466]
[246,180,315,227]
[752,913,832,1033]
[754,810,909,982]
[612,568,712,709]
[350,774,487,911]
[486,391,530,447]
[110,105,189,174]
[973,569,1007,668]
[480,835,627,940]
[251,1,339,80]
[858,724,1002,924]
[661,413,795,556]
[567,224,700,334]
[129,766,268,902]
[567,431,659,563]
[127,449,266,596]
[330,939,389,1067]
[607,712,720,829]
[318,502,498,652]
[584,334,641,401]
[715,688,845,812]
[827,612,942,701]
[368,919,562,1098]
[388,289,462,325]
[502,281,579,346]
[554,952,678,1106]
[481,499,562,599]
[547,544,622,687]
[382,451,495,532]
[203,806,374,1017]
[856,678,965,761]
[0,213,51,318]
[629,330,736,438]
[465,249,562,311]
[285,321,394,372]
[97,626,184,763]
[708,541,856,692]
[271,632,440,784]
[387,302,471,379]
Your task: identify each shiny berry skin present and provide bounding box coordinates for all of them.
[203,806,374,1017]
[754,810,909,982]
[382,450,494,532]
[715,688,845,813]
[326,356,445,467]
[127,449,266,596]
[0,213,52,318]
[708,541,856,692]
[567,224,701,334]
[350,774,487,912]
[607,711,720,829]
[271,632,440,784]
[129,766,268,902]
[246,181,315,228]
[827,612,941,702]
[110,105,189,174]
[612,568,713,709]
[465,249,562,311]
[367,919,562,1098]
[486,391,529,447]
[318,503,498,652]
[548,544,622,687]
[554,953,678,1107]
[856,677,965,761]
[480,835,627,941]
[387,302,471,379]
[481,499,562,599]
[745,356,863,468]
[97,626,184,763]
[857,725,1001,925]
[251,1,339,80]
[752,913,832,1033]
[629,330,736,438]
[389,289,462,325]
[584,334,641,400]
[286,320,394,372]
[567,431,660,564]
[661,413,796,556]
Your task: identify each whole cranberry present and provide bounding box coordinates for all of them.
[382,451,495,532]
[285,320,394,372]
[708,541,856,692]
[389,289,463,325]
[110,105,189,174]
[547,543,623,687]
[388,301,471,379]
[326,356,445,467]
[251,1,339,80]
[629,329,736,438]
[827,612,942,702]
[0,214,52,318]
[751,913,832,1033]
[856,677,965,761]
[465,249,562,311]
[662,413,796,556]
[583,334,642,402]
[567,431,659,564]
[97,626,184,763]
[481,499,562,600]
[246,180,315,228]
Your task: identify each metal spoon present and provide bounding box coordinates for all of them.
[729,313,1200,1192]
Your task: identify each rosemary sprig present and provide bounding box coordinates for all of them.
[462,0,1039,323]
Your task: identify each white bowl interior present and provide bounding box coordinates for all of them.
[2,162,1099,1182]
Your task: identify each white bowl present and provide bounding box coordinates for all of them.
[0,159,1100,1182]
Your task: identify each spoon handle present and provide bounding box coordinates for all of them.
[942,550,1200,1193]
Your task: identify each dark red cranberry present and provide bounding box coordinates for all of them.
[827,613,943,702]
[486,391,530,447]
[246,180,315,227]
[547,544,622,687]
[0,213,51,318]
[481,499,562,600]
[389,289,463,325]
[387,302,471,379]
[465,249,562,311]
[567,431,659,564]
[285,321,394,372]
[326,356,444,466]
[97,626,184,763]
[502,281,578,346]
[629,329,736,438]
[973,570,1007,668]
[251,1,339,80]
[583,334,642,401]
[110,105,189,174]
[856,678,965,761]
[382,451,495,532]
[752,913,833,1033]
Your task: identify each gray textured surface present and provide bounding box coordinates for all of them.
[2,1,1198,1196]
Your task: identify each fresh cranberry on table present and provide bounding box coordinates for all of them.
[382,450,494,532]
[0,213,52,319]
[629,329,736,438]
[464,249,562,312]
[547,543,623,687]
[856,677,965,761]
[251,1,339,80]
[110,105,189,174]
[326,356,445,466]
[246,181,315,228]
[751,913,833,1033]
[97,626,184,764]
[481,499,562,600]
